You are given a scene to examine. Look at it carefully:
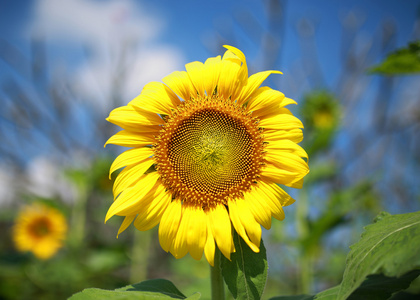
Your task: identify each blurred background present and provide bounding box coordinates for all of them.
[1,0,420,299]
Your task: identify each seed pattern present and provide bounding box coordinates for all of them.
[154,95,265,208]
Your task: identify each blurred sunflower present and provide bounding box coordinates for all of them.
[105,45,309,265]
[300,90,340,155]
[13,203,67,260]
[301,90,339,131]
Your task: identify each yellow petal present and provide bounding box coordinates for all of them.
[208,204,233,260]
[235,199,261,248]
[158,199,182,252]
[203,56,222,96]
[261,164,305,189]
[204,216,216,266]
[236,71,282,106]
[247,86,285,112]
[105,130,156,148]
[265,139,308,159]
[228,200,260,253]
[264,128,304,144]
[290,178,304,189]
[134,188,171,231]
[170,204,189,259]
[185,205,207,260]
[106,105,164,128]
[218,56,241,100]
[117,215,136,237]
[105,172,160,221]
[186,61,206,97]
[248,90,296,117]
[264,181,295,207]
[255,181,286,220]
[222,47,242,64]
[244,190,272,230]
[254,106,292,120]
[223,45,248,84]
[112,157,154,198]
[131,82,181,115]
[162,71,196,100]
[109,147,154,179]
[258,114,304,130]
[282,97,298,107]
[265,152,309,176]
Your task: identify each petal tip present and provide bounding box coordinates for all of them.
[105,211,114,223]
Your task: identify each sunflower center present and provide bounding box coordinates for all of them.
[30,217,52,238]
[154,96,264,208]
[169,109,253,195]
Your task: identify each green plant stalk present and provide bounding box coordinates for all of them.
[70,185,88,249]
[130,229,151,283]
[300,253,314,294]
[296,189,313,294]
[210,247,225,300]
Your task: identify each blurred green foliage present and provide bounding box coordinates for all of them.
[369,41,420,75]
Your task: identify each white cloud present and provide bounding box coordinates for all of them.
[28,0,186,110]
[30,0,163,44]
[25,156,77,203]
[124,47,184,99]
[73,45,184,110]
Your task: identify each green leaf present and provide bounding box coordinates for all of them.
[116,279,186,297]
[389,291,420,300]
[369,41,420,75]
[373,211,392,223]
[314,271,420,300]
[272,270,420,300]
[269,294,315,300]
[185,293,202,300]
[337,210,420,300]
[270,211,420,300]
[269,287,338,300]
[68,279,200,300]
[346,271,420,300]
[221,232,268,300]
[69,288,180,300]
[314,286,340,300]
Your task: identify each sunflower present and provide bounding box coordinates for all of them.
[105,46,309,265]
[301,90,339,131]
[13,203,67,260]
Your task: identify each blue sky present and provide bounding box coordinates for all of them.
[2,0,418,92]
[1,0,418,144]
[0,0,418,130]
[1,0,419,204]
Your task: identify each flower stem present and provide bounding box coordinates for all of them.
[130,230,151,283]
[210,247,225,300]
[296,187,313,294]
[70,182,88,249]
